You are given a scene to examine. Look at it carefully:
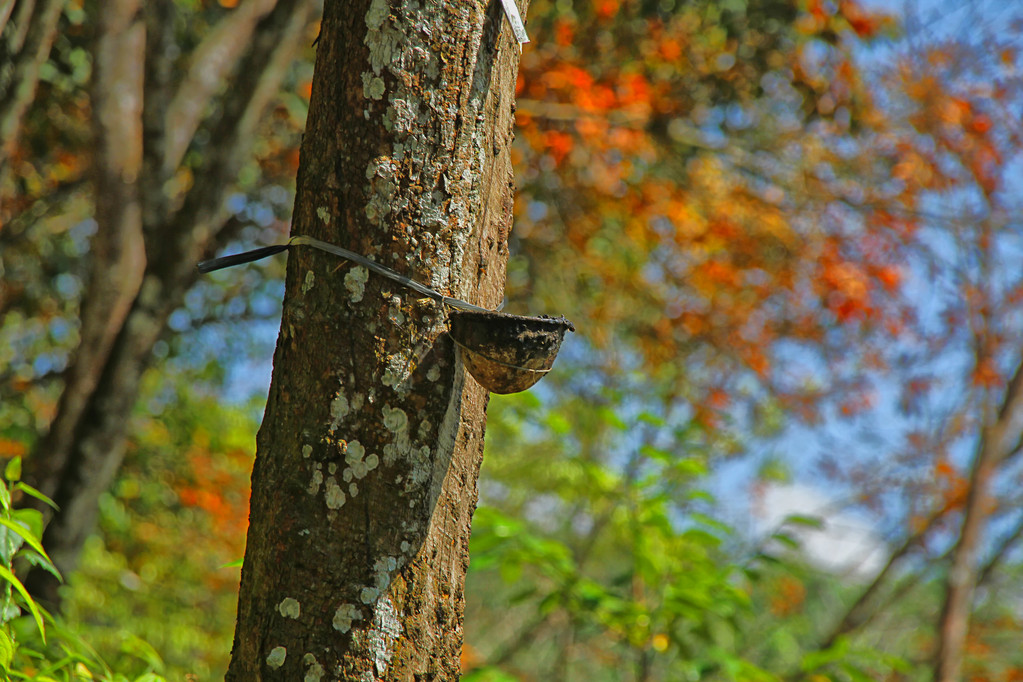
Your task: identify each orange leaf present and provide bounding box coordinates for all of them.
[554,20,574,47]
[769,576,806,616]
[597,0,619,20]
[876,265,902,291]
[0,439,26,459]
[972,358,1000,388]
[971,113,992,134]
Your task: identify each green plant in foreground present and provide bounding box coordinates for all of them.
[0,457,167,681]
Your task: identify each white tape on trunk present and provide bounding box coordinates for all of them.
[499,0,529,43]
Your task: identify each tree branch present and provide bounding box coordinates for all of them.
[977,510,1023,588]
[817,507,944,651]
[148,0,311,281]
[0,0,63,160]
[161,0,277,172]
[140,0,176,228]
[0,0,20,40]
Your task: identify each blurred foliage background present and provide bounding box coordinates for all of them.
[4,0,1023,680]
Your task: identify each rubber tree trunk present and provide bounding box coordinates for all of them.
[226,0,522,678]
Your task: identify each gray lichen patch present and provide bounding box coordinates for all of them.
[382,405,408,433]
[302,653,325,682]
[345,439,365,462]
[380,351,416,397]
[343,440,379,480]
[301,270,315,294]
[372,556,399,592]
[364,0,388,32]
[329,389,350,432]
[344,266,369,302]
[266,646,287,669]
[381,404,413,467]
[332,603,363,633]
[362,73,385,100]
[387,304,405,326]
[405,445,432,491]
[307,468,323,495]
[324,476,346,509]
[278,597,301,619]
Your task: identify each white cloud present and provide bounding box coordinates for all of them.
[753,483,888,579]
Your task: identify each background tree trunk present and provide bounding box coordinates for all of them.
[19,0,316,608]
[226,0,522,678]
[934,361,1023,682]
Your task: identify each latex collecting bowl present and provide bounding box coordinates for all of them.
[447,311,575,394]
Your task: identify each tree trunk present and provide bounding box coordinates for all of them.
[934,360,1023,682]
[23,0,315,608]
[932,440,994,682]
[226,0,522,678]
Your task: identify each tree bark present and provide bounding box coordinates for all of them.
[226,0,521,678]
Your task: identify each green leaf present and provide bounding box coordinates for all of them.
[757,457,790,483]
[537,590,562,615]
[0,565,45,642]
[13,484,57,511]
[0,629,13,670]
[11,509,43,544]
[597,406,627,431]
[784,514,824,529]
[3,459,20,483]
[691,512,733,535]
[672,457,709,478]
[636,411,665,426]
[0,525,22,565]
[0,519,50,564]
[801,636,850,672]
[498,559,523,584]
[770,531,801,550]
[120,633,165,673]
[461,666,521,682]
[544,413,572,435]
[219,559,244,569]
[16,550,61,583]
[507,586,538,606]
[839,662,879,682]
[133,674,169,682]
[682,527,724,548]
[639,444,671,463]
